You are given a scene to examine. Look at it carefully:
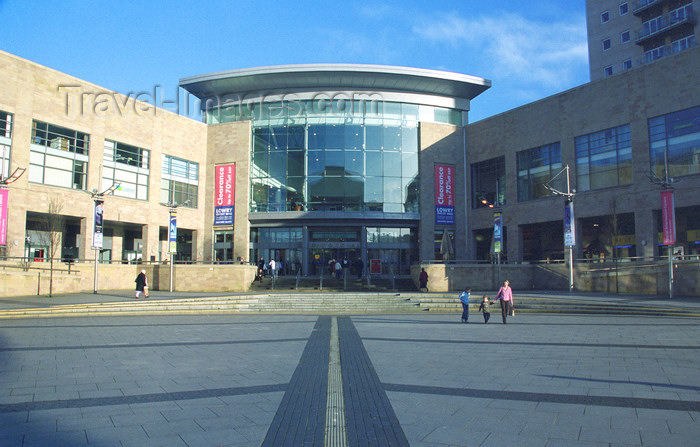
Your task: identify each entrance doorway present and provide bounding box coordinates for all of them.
[309,248,360,276]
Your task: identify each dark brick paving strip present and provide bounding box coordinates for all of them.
[338,316,409,447]
[383,383,700,411]
[0,384,286,413]
[262,316,331,447]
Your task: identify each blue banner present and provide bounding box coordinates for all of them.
[169,211,177,253]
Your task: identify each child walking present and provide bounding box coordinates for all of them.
[478,295,492,323]
[459,287,471,323]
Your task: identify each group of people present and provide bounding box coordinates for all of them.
[459,280,514,324]
[256,257,282,281]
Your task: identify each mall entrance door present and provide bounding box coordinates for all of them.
[309,248,359,276]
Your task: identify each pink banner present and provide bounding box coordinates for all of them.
[0,188,8,246]
[435,165,455,225]
[214,164,235,225]
[661,190,675,246]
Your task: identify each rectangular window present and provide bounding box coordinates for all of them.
[601,11,610,23]
[471,156,506,209]
[31,120,89,155]
[575,124,632,191]
[29,120,89,190]
[604,65,613,77]
[517,143,562,202]
[623,59,632,70]
[0,111,12,179]
[602,38,612,51]
[619,2,628,15]
[103,140,150,200]
[621,30,630,43]
[161,155,198,208]
[645,45,665,62]
[671,35,695,54]
[649,106,700,179]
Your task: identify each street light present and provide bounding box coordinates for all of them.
[0,167,26,186]
[647,168,680,299]
[544,165,576,292]
[87,183,120,294]
[160,197,190,292]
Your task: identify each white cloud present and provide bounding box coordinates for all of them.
[413,12,588,90]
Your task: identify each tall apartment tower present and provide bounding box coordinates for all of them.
[586,0,698,80]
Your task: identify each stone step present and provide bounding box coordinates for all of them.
[0,294,698,319]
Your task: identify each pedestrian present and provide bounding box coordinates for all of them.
[478,295,492,323]
[418,268,428,292]
[356,258,364,279]
[335,259,342,278]
[257,257,265,281]
[329,259,336,278]
[134,269,148,299]
[269,258,276,278]
[494,280,514,324]
[459,287,471,323]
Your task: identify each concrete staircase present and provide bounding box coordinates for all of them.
[249,275,417,293]
[1,293,698,319]
[410,294,700,318]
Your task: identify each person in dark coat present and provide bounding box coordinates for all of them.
[419,268,429,292]
[135,269,148,299]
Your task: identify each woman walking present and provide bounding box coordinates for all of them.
[494,280,514,324]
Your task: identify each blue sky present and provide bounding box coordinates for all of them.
[0,0,590,122]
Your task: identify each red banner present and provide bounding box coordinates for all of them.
[214,164,235,225]
[434,164,455,225]
[661,190,675,246]
[0,188,7,245]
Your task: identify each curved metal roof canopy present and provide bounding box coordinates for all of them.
[180,64,491,103]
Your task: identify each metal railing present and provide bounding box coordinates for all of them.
[635,10,695,44]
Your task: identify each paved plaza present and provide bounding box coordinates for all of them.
[1,296,700,446]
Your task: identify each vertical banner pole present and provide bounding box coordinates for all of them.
[661,190,675,299]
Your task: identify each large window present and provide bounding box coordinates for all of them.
[29,120,89,190]
[649,106,700,179]
[471,156,505,208]
[517,143,562,202]
[103,140,150,200]
[161,155,199,208]
[576,124,632,191]
[250,117,419,214]
[0,111,12,179]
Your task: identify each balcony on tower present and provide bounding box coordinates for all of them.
[635,6,696,44]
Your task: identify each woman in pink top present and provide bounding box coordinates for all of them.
[495,280,514,324]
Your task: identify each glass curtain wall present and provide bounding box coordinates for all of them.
[649,106,700,179]
[249,99,421,214]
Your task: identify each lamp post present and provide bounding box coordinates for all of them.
[160,195,189,293]
[480,191,503,287]
[88,183,120,294]
[544,165,576,292]
[647,168,679,299]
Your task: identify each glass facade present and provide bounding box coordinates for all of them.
[103,140,150,200]
[575,124,632,191]
[161,155,199,208]
[471,156,506,208]
[203,95,465,274]
[517,143,562,202]
[649,106,700,179]
[248,100,421,214]
[29,120,89,190]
